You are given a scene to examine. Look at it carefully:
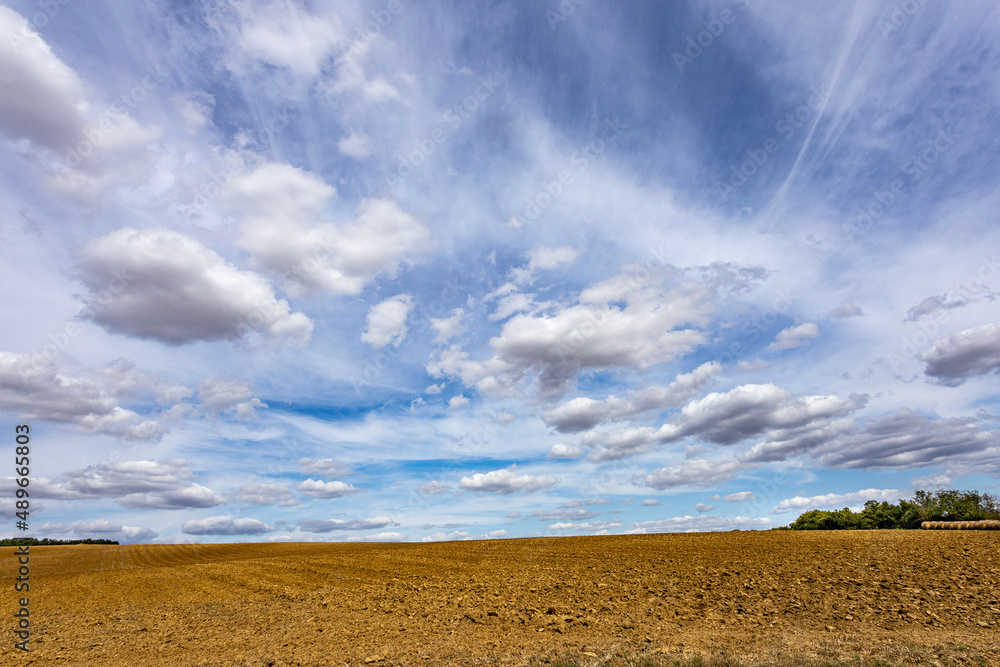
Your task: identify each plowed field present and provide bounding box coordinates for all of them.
[3,531,998,666]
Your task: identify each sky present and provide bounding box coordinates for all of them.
[1,0,999,545]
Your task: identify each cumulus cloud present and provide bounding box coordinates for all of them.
[510,246,580,285]
[529,508,600,522]
[236,0,345,77]
[640,499,661,506]
[547,443,585,459]
[816,409,1000,470]
[297,516,395,532]
[628,515,773,533]
[328,36,401,101]
[231,483,297,506]
[337,130,372,158]
[448,394,469,409]
[0,7,162,201]
[349,531,405,542]
[548,520,622,532]
[297,458,350,477]
[921,324,1000,386]
[640,459,746,490]
[583,383,863,461]
[722,491,757,502]
[181,516,274,535]
[657,384,861,445]
[542,361,722,433]
[772,488,906,514]
[298,479,360,499]
[0,7,88,150]
[361,294,414,347]
[24,459,224,509]
[459,466,557,494]
[76,228,312,346]
[0,353,167,441]
[768,323,820,351]
[903,291,991,323]
[422,530,470,542]
[432,265,716,398]
[695,503,715,513]
[199,379,267,419]
[416,481,449,495]
[39,520,158,543]
[827,301,863,318]
[430,308,466,344]
[228,164,431,296]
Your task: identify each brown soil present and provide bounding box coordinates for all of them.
[3,531,998,666]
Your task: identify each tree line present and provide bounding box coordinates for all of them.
[0,537,119,546]
[781,489,1000,530]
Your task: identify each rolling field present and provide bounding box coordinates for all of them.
[3,531,998,666]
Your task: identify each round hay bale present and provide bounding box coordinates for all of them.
[921,521,931,529]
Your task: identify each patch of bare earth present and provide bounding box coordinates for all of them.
[2,531,997,666]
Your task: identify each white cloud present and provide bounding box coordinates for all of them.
[422,530,470,542]
[582,383,863,461]
[229,169,431,296]
[736,359,769,372]
[199,379,267,419]
[298,479,360,499]
[231,483,297,506]
[548,520,622,532]
[723,491,757,502]
[816,409,1000,470]
[628,515,773,533]
[921,324,1000,386]
[355,531,405,542]
[659,383,859,446]
[172,91,214,131]
[118,484,225,510]
[527,246,580,271]
[416,481,449,495]
[640,499,661,506]
[640,459,746,491]
[22,459,225,509]
[39,520,158,543]
[436,266,716,398]
[547,443,585,459]
[77,227,312,345]
[827,301,863,318]
[181,516,274,535]
[459,465,557,494]
[425,383,444,395]
[338,130,372,159]
[430,308,466,344]
[236,0,345,78]
[297,458,350,477]
[528,508,600,522]
[769,322,820,351]
[695,503,715,513]
[297,516,395,532]
[448,394,469,409]
[772,488,906,514]
[510,245,581,285]
[542,361,722,432]
[0,353,166,441]
[0,7,88,150]
[362,294,414,347]
[329,37,401,101]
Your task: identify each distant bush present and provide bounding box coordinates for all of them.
[0,537,119,546]
[785,489,1000,530]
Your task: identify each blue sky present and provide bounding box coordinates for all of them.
[1,0,999,544]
